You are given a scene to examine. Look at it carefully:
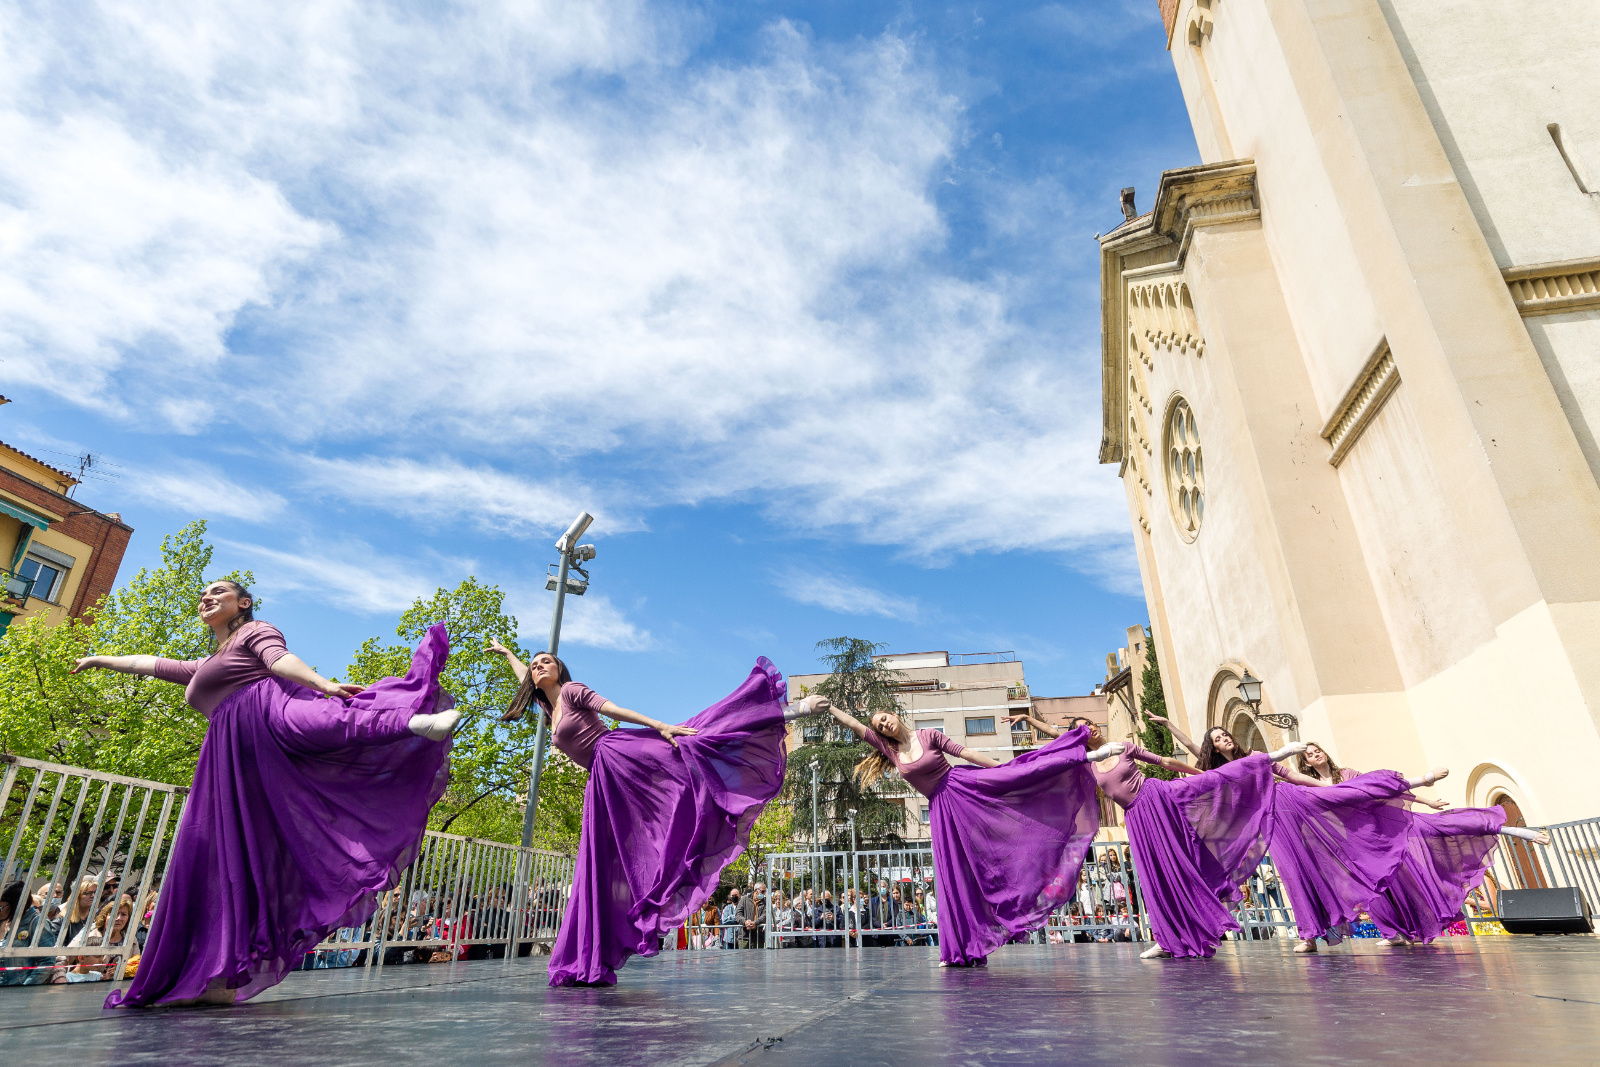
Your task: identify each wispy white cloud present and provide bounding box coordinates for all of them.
[774,567,921,622]
[216,538,467,615]
[2,1,1137,581]
[511,588,654,653]
[127,462,287,522]
[296,455,638,539]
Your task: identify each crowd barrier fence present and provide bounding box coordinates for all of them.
[0,754,573,986]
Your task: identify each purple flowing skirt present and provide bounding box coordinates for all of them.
[547,658,789,987]
[1269,771,1413,944]
[105,625,453,1008]
[1123,754,1274,958]
[1366,807,1505,942]
[928,726,1099,966]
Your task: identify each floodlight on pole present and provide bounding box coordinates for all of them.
[521,511,596,848]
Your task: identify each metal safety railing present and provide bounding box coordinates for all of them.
[0,754,186,985]
[760,847,939,948]
[1457,815,1600,934]
[1041,841,1152,943]
[0,754,574,987]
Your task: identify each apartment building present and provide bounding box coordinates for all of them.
[0,399,133,634]
[787,650,1037,841]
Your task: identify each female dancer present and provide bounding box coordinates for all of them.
[1278,743,1553,947]
[808,697,1105,967]
[488,641,792,986]
[73,580,456,1007]
[1013,712,1305,959]
[1256,742,1452,954]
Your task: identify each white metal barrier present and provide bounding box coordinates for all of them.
[0,754,574,987]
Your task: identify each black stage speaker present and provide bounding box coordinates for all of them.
[1497,888,1594,934]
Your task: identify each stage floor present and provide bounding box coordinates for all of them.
[3,937,1597,1066]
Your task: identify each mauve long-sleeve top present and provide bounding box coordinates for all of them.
[1092,743,1170,809]
[863,728,967,797]
[548,682,612,770]
[148,622,291,717]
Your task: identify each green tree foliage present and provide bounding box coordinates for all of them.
[723,801,794,888]
[1137,625,1179,781]
[0,520,253,784]
[785,637,908,849]
[343,578,584,849]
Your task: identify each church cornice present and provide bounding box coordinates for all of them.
[1503,256,1600,317]
[1097,159,1257,469]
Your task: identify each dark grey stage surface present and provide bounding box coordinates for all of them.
[3,938,1597,1066]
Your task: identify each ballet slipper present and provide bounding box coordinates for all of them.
[409,708,461,742]
[1087,742,1125,761]
[784,695,829,721]
[1293,939,1318,954]
[1374,937,1410,947]
[1268,742,1308,763]
[1139,945,1173,959]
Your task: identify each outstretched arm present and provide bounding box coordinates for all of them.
[1274,765,1326,787]
[486,639,529,684]
[598,701,699,748]
[271,654,365,698]
[70,655,161,678]
[954,746,1001,769]
[1144,714,1203,761]
[801,696,870,740]
[1159,756,1202,776]
[1007,713,1062,739]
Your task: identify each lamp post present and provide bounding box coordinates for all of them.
[1238,668,1299,741]
[810,762,820,850]
[520,511,596,848]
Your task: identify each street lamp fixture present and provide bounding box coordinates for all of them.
[521,511,596,848]
[1239,668,1299,732]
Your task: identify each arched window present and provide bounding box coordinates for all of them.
[1165,397,1205,540]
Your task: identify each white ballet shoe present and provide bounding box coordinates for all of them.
[1374,937,1410,947]
[784,694,829,721]
[1139,945,1173,959]
[409,708,461,742]
[1087,742,1125,761]
[1293,939,1318,954]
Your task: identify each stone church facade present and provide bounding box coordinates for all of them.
[1098,0,1600,823]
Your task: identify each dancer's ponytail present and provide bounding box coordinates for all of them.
[853,750,895,791]
[852,717,906,790]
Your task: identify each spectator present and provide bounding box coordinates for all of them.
[867,883,890,946]
[888,887,907,943]
[923,884,939,947]
[1093,906,1112,943]
[1,880,47,986]
[720,890,742,949]
[818,891,840,948]
[58,878,103,950]
[133,890,160,955]
[841,888,859,946]
[59,896,135,983]
[740,882,765,949]
[791,892,812,948]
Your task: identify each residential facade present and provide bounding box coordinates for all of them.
[0,401,133,633]
[1097,1,1600,825]
[787,651,1035,841]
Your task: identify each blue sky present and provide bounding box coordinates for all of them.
[2,1,1198,712]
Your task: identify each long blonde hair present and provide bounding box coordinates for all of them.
[852,715,906,790]
[67,877,100,923]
